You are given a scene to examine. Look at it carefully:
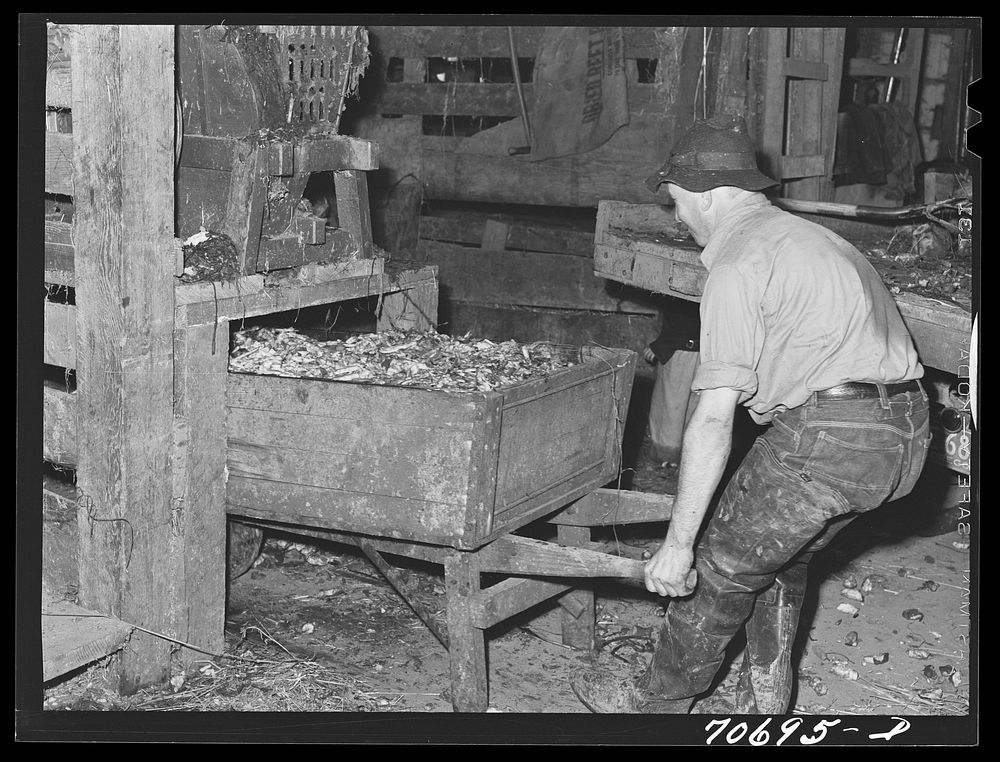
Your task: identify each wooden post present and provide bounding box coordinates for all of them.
[170,321,229,663]
[334,170,374,258]
[713,27,749,119]
[443,551,488,712]
[557,525,596,651]
[71,25,177,693]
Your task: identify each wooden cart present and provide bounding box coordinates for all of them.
[223,342,678,711]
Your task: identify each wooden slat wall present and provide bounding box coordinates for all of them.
[351,26,699,209]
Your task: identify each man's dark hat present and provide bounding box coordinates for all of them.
[645,114,779,194]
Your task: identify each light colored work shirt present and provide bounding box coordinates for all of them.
[692,194,923,423]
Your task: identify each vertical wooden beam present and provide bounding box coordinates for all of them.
[224,142,268,275]
[170,320,229,664]
[940,29,970,162]
[784,28,825,200]
[71,24,176,693]
[443,551,488,712]
[759,28,788,183]
[558,525,596,651]
[713,27,750,119]
[899,28,927,115]
[819,28,846,202]
[745,27,767,153]
[334,170,374,258]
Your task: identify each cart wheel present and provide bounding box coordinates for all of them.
[227,520,265,580]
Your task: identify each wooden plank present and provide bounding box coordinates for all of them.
[222,141,268,275]
[897,305,972,373]
[780,154,826,179]
[175,166,231,240]
[226,370,481,428]
[225,516,451,565]
[174,259,414,328]
[894,292,971,333]
[819,28,846,202]
[714,27,750,117]
[179,134,379,173]
[493,372,616,513]
[225,415,475,503]
[43,384,77,467]
[42,599,133,682]
[376,274,440,332]
[477,535,646,579]
[45,221,75,282]
[593,236,708,300]
[760,27,788,181]
[550,488,674,526]
[173,274,266,307]
[376,81,655,117]
[420,215,597,256]
[71,25,177,693]
[470,577,572,630]
[256,227,361,271]
[44,301,76,368]
[182,25,263,138]
[417,114,672,207]
[595,200,688,240]
[43,477,79,600]
[368,25,667,59]
[334,171,374,258]
[783,29,824,200]
[226,477,470,548]
[480,219,508,251]
[46,58,72,108]
[783,58,828,80]
[297,137,379,172]
[419,239,658,313]
[847,59,916,78]
[43,475,78,522]
[177,134,238,171]
[171,323,229,664]
[443,551,487,712]
[462,394,502,543]
[372,175,423,254]
[45,131,74,195]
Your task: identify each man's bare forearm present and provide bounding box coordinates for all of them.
[664,390,738,549]
[644,387,739,596]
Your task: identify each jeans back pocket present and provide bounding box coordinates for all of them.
[802,429,904,512]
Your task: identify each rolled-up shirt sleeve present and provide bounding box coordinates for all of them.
[692,264,760,400]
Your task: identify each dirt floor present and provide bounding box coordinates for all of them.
[42,413,972,717]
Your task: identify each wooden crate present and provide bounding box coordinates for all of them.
[593,200,974,374]
[225,344,636,549]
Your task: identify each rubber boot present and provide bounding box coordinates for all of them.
[734,568,806,714]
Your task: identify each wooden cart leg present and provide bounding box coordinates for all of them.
[557,525,597,651]
[443,551,488,712]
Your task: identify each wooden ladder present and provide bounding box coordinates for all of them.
[754,27,847,202]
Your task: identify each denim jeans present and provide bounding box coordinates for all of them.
[644,384,931,708]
